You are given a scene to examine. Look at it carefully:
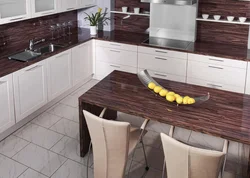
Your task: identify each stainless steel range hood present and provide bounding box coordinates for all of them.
[141,0,197,5]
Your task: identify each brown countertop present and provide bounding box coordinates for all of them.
[0,28,249,78]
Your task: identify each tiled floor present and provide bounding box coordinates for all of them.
[0,79,248,178]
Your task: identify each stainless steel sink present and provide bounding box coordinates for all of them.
[34,43,64,55]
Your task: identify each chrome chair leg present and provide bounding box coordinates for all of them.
[141,139,149,171]
[87,141,92,178]
[127,147,136,178]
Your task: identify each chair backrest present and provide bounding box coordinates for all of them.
[160,133,225,178]
[83,110,130,178]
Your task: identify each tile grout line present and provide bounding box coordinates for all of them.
[16,167,29,178]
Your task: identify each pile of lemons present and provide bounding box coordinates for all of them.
[148,82,195,105]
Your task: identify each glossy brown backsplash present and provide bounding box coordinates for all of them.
[114,0,150,33]
[0,11,78,59]
[197,0,250,46]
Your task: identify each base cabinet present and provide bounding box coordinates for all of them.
[13,60,48,122]
[72,41,93,86]
[0,74,15,134]
[47,49,72,101]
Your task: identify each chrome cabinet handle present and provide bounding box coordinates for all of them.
[110,50,120,53]
[56,52,68,58]
[155,57,167,61]
[207,83,223,88]
[209,58,224,62]
[0,81,6,85]
[110,64,121,68]
[42,12,53,15]
[67,7,75,10]
[154,73,167,77]
[110,43,121,47]
[26,65,42,72]
[155,50,167,54]
[208,65,224,70]
[10,17,25,21]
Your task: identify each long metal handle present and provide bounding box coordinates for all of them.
[67,7,75,10]
[42,12,53,15]
[155,57,167,61]
[209,58,224,62]
[154,73,167,77]
[110,50,120,53]
[207,83,223,88]
[110,43,121,47]
[110,64,121,68]
[10,17,25,21]
[26,65,42,72]
[155,50,167,54]
[208,65,224,70]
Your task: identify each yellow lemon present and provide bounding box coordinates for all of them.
[154,86,162,94]
[159,89,168,97]
[183,96,189,104]
[166,95,175,102]
[148,82,156,90]
[167,91,175,96]
[188,98,196,104]
[176,97,183,104]
[174,94,181,98]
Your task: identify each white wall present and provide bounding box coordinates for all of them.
[77,0,113,31]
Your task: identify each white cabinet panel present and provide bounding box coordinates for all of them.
[138,53,187,77]
[0,74,15,133]
[47,50,72,101]
[96,61,137,80]
[81,0,96,8]
[59,0,80,12]
[96,40,137,52]
[0,0,31,24]
[96,46,137,67]
[72,41,93,86]
[187,60,246,88]
[31,0,57,17]
[245,63,250,95]
[13,61,48,122]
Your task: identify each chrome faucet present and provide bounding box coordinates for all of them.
[29,38,45,51]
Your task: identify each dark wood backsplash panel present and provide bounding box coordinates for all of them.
[197,0,250,46]
[114,0,150,33]
[0,11,78,59]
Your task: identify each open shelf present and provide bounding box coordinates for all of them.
[110,11,150,17]
[196,18,250,25]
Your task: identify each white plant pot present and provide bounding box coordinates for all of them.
[90,26,97,36]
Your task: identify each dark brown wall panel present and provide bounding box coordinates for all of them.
[0,11,78,59]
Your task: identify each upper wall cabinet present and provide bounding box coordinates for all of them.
[31,0,57,17]
[81,0,96,8]
[0,0,31,25]
[59,0,80,12]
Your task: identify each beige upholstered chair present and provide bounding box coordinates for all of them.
[83,108,150,178]
[161,126,228,178]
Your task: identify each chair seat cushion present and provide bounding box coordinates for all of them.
[128,126,147,155]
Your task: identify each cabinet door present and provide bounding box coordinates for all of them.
[81,0,96,8]
[0,74,15,133]
[246,63,250,95]
[72,41,93,86]
[31,0,57,17]
[0,0,31,25]
[47,50,72,101]
[60,0,79,12]
[13,61,48,122]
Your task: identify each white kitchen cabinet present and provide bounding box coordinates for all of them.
[0,0,31,25]
[59,0,80,12]
[72,41,93,86]
[31,0,57,17]
[80,0,96,8]
[0,74,15,134]
[245,63,250,95]
[47,49,72,101]
[13,60,48,122]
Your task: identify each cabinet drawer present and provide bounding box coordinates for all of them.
[96,40,137,52]
[138,68,186,83]
[138,46,187,59]
[96,61,137,79]
[96,46,137,67]
[138,53,187,76]
[187,60,246,87]
[187,77,244,94]
[188,53,247,69]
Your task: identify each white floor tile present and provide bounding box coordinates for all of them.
[47,103,79,123]
[31,112,62,129]
[70,79,99,97]
[117,112,144,128]
[143,131,162,148]
[14,123,63,149]
[50,119,79,140]
[0,154,27,178]
[51,136,93,166]
[18,168,48,178]
[12,143,67,177]
[60,95,79,108]
[173,127,191,144]
[146,120,172,134]
[51,159,93,178]
[0,135,29,158]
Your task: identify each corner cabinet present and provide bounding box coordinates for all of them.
[0,0,31,25]
[31,0,57,17]
[47,49,72,101]
[13,60,48,122]
[59,0,80,12]
[0,74,15,134]
[72,41,93,86]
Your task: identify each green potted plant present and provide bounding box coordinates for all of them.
[84,8,110,35]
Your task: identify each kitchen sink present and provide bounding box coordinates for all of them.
[34,43,64,55]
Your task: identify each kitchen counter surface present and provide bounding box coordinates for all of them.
[0,28,249,78]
